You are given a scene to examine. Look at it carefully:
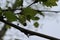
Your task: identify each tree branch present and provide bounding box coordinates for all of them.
[26,0,37,8]
[1,8,60,13]
[0,19,60,40]
[0,24,7,40]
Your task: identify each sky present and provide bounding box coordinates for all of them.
[0,0,60,40]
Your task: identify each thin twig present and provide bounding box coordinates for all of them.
[1,8,60,13]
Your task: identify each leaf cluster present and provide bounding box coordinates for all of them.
[0,0,58,28]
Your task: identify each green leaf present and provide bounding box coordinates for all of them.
[19,15,26,26]
[42,0,58,7]
[22,7,38,20]
[18,7,39,25]
[22,7,37,16]
[38,11,44,16]
[4,11,17,22]
[5,25,11,29]
[34,22,39,28]
[32,17,40,20]
[13,0,22,8]
[0,8,2,16]
[26,15,31,21]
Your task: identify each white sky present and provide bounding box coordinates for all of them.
[0,0,60,40]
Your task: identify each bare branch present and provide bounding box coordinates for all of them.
[0,18,60,40]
